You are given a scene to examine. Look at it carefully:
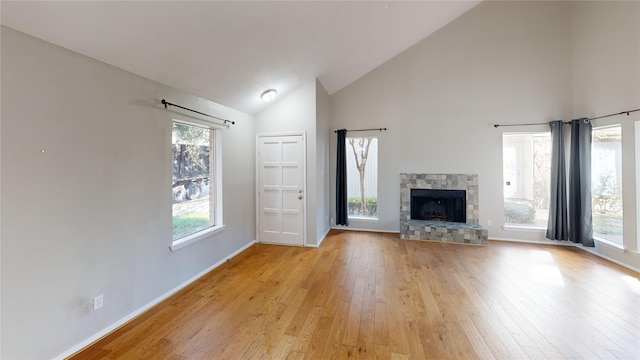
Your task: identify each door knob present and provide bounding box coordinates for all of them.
[298,195,303,200]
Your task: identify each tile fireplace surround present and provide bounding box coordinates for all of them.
[400,173,487,245]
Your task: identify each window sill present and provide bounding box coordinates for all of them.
[503,224,546,232]
[170,225,226,252]
[593,236,624,250]
[348,216,379,222]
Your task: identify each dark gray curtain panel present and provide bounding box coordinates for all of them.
[568,118,594,246]
[546,120,568,240]
[335,129,349,226]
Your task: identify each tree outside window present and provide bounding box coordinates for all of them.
[346,137,378,218]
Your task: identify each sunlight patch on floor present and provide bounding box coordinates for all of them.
[528,250,566,287]
[621,275,640,295]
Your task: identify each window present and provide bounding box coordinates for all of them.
[172,121,221,246]
[592,125,623,245]
[346,137,378,218]
[503,133,551,228]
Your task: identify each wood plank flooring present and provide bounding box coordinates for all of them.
[70,230,640,359]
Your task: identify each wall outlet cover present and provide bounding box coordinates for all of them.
[93,294,104,310]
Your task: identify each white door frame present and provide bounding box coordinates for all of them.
[256,132,307,246]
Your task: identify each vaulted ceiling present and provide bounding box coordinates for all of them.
[1,1,481,114]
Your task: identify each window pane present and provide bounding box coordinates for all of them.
[503,133,551,227]
[172,122,215,240]
[592,125,623,244]
[346,137,378,217]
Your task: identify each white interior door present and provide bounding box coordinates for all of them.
[257,134,305,246]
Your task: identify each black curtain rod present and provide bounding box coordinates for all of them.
[161,99,235,125]
[588,108,639,121]
[333,127,387,133]
[493,108,639,128]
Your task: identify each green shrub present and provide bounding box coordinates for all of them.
[348,197,378,216]
[504,200,536,224]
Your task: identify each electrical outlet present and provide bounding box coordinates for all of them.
[93,294,104,310]
[487,219,492,226]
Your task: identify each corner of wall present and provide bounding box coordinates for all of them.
[315,79,332,244]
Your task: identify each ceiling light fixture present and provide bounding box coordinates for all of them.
[260,89,278,102]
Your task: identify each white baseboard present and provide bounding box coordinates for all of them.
[54,240,257,360]
[489,237,574,246]
[310,227,332,248]
[575,245,640,273]
[330,226,400,234]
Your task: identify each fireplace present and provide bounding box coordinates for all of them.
[411,189,466,223]
[400,173,487,245]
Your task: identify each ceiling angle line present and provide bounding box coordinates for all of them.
[161,99,235,125]
[333,127,388,133]
[493,108,640,128]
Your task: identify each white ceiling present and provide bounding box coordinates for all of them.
[1,1,481,115]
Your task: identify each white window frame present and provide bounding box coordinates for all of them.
[636,121,640,252]
[170,119,224,252]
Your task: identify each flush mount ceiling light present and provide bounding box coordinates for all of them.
[260,89,278,102]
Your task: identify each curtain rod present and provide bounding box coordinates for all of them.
[493,108,639,128]
[333,127,387,133]
[161,99,235,125]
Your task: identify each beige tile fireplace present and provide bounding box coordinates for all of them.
[400,173,487,244]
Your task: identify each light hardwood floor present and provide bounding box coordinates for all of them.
[70,230,640,359]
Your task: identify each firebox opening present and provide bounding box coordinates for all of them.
[410,189,466,223]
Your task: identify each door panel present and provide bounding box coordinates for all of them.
[282,142,299,162]
[282,213,302,236]
[262,189,280,209]
[282,167,299,187]
[257,135,305,246]
[282,190,298,210]
[262,212,280,233]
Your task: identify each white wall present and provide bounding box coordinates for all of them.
[331,1,573,236]
[255,81,322,245]
[571,1,640,267]
[1,27,256,359]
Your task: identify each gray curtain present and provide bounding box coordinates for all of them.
[568,118,594,246]
[546,120,568,240]
[335,129,349,226]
